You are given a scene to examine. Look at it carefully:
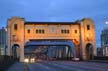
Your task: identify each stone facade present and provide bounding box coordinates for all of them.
[7,17,96,62]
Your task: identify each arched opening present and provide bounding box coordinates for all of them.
[12,44,20,60]
[24,45,74,61]
[47,45,74,60]
[24,40,75,62]
[85,43,93,60]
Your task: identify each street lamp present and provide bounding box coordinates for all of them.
[104,20,108,29]
[105,21,108,24]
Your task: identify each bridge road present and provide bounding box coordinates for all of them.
[6,61,108,71]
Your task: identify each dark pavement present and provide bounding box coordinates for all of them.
[6,61,108,71]
[6,62,24,71]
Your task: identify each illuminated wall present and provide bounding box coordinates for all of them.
[7,17,96,62]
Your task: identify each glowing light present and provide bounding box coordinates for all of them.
[86,34,89,38]
[105,21,108,24]
[24,58,29,63]
[86,34,90,41]
[5,28,7,32]
[30,58,35,63]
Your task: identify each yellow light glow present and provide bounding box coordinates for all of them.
[24,58,29,63]
[30,58,35,63]
[86,34,89,38]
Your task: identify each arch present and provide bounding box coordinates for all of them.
[12,44,20,60]
[47,45,74,60]
[24,40,75,60]
[85,43,93,60]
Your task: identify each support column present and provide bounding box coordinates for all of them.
[59,48,61,59]
[68,48,71,60]
[105,47,107,56]
[61,47,64,59]
[56,48,59,59]
[62,47,66,59]
[80,22,86,60]
[66,46,69,60]
[75,45,80,58]
[20,44,24,62]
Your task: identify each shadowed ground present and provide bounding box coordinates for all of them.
[6,61,108,71]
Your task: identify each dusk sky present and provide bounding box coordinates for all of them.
[0,0,108,47]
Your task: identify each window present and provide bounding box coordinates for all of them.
[87,25,90,30]
[64,30,67,33]
[39,29,41,33]
[61,29,69,34]
[42,29,45,34]
[27,29,30,33]
[75,30,77,34]
[14,24,17,30]
[61,29,64,34]
[36,29,38,33]
[67,30,69,34]
[61,30,64,33]
[36,29,45,34]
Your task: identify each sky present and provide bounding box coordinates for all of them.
[0,0,108,47]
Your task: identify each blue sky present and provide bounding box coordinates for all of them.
[0,0,108,47]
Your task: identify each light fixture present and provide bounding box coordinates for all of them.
[105,21,108,24]
[86,34,90,41]
[30,58,35,63]
[24,58,29,63]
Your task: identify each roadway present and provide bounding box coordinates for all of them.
[7,61,108,71]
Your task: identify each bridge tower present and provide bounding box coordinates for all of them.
[7,17,96,62]
[79,18,96,60]
[7,17,25,62]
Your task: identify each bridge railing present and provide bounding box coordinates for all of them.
[0,55,17,71]
[94,56,108,60]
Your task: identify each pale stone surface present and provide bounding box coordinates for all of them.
[7,17,96,61]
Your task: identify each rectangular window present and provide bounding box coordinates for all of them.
[36,29,38,33]
[42,29,45,34]
[36,29,45,34]
[75,30,77,34]
[39,29,41,33]
[27,29,30,33]
[61,29,64,33]
[64,30,67,34]
[67,30,69,34]
[87,25,90,30]
[61,29,69,34]
[14,24,17,30]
